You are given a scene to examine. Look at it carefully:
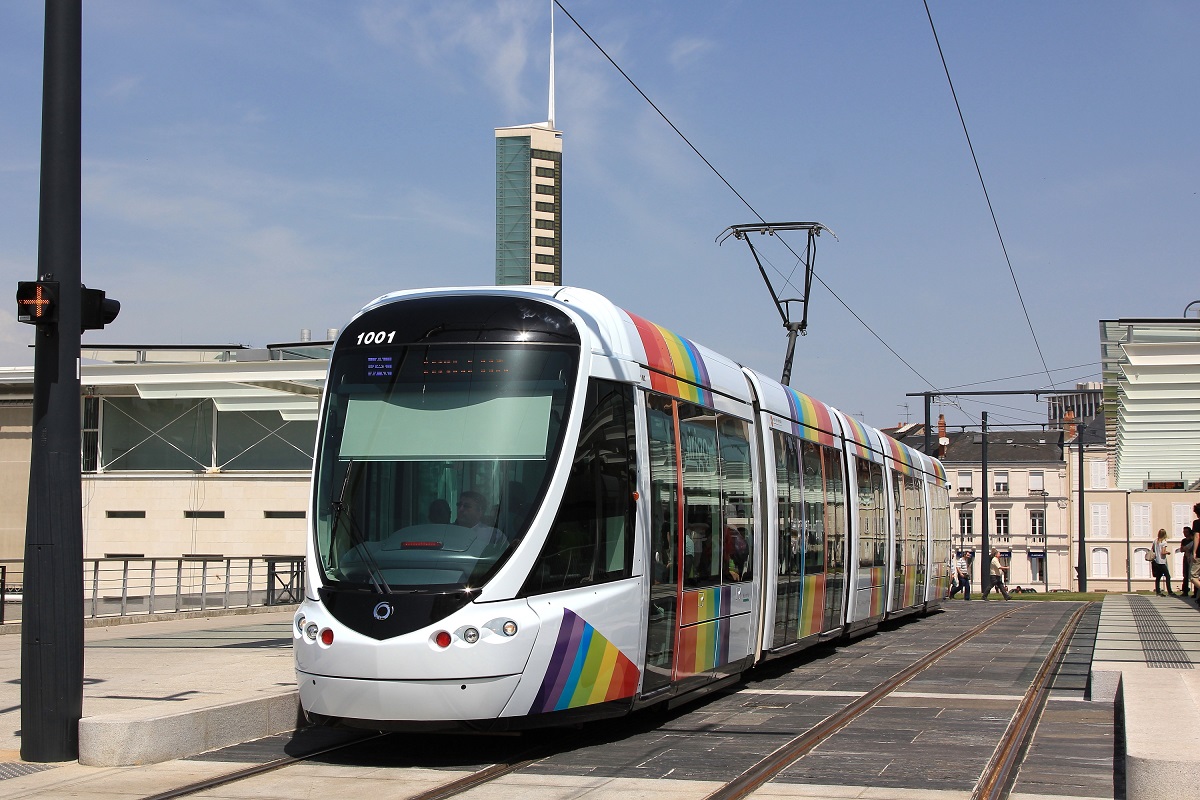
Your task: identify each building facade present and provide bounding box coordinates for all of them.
[0,344,327,568]
[495,123,562,287]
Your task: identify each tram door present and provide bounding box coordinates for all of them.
[818,445,847,633]
[642,394,678,694]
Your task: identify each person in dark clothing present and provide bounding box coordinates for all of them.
[1179,527,1195,597]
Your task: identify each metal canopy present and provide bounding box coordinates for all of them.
[1100,319,1200,489]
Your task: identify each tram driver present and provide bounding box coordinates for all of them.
[455,490,506,551]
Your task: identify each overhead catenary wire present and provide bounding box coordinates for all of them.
[923,0,1056,392]
[553,1,946,397]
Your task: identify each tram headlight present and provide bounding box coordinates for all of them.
[502,621,518,637]
[305,622,319,641]
[463,627,479,644]
[295,615,307,636]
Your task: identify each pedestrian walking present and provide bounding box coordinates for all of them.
[982,548,1011,601]
[1188,524,1200,607]
[949,551,971,600]
[1152,529,1175,596]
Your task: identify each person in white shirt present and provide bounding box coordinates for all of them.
[1152,528,1175,596]
[949,550,971,600]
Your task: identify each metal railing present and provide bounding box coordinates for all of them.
[0,556,305,622]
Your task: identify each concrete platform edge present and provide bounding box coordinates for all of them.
[1096,662,1200,799]
[77,689,300,766]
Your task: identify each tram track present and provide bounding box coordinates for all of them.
[136,602,1093,800]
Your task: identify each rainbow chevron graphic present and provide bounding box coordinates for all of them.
[528,609,640,714]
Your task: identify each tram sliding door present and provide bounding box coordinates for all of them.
[642,392,756,692]
[818,445,847,632]
[643,394,678,695]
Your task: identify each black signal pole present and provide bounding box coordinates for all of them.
[21,0,84,762]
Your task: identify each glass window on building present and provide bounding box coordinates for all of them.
[957,471,972,494]
[1029,471,1044,493]
[994,470,1009,494]
[1030,510,1045,541]
[1090,503,1111,538]
[101,397,214,471]
[1133,549,1152,579]
[1030,553,1045,583]
[215,410,316,470]
[1132,503,1152,538]
[995,510,1010,542]
[958,510,973,542]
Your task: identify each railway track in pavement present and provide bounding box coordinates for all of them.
[137,601,1100,800]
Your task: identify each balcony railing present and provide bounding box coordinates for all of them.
[0,555,305,623]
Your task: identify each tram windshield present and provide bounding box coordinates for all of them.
[314,343,577,592]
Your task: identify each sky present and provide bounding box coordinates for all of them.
[1,0,1197,433]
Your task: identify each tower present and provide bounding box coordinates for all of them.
[495,2,562,286]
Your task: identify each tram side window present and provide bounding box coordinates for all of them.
[680,403,721,587]
[718,415,753,582]
[522,379,635,594]
[856,459,886,570]
[821,445,845,569]
[906,476,926,567]
[800,440,825,574]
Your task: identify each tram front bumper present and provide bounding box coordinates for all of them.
[297,670,522,723]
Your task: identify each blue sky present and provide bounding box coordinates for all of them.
[2,1,1197,431]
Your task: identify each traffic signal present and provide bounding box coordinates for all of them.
[81,286,120,331]
[16,281,58,325]
[15,282,119,330]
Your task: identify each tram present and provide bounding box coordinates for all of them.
[294,286,953,731]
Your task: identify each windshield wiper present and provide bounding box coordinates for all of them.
[329,459,393,595]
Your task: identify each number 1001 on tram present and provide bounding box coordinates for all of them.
[294,286,953,731]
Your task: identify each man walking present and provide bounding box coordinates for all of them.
[982,548,1011,601]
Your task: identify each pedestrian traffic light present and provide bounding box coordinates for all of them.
[81,286,120,331]
[16,281,58,325]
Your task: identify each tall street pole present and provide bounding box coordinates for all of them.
[980,412,990,599]
[21,0,85,762]
[1077,431,1087,592]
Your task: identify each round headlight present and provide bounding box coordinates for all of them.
[502,621,518,637]
[463,627,479,644]
[305,622,319,641]
[295,615,307,636]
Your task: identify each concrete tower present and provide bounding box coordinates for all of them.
[495,2,562,286]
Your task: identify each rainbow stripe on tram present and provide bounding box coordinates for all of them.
[626,311,713,406]
[783,387,837,446]
[840,414,878,462]
[677,586,733,677]
[883,434,914,476]
[798,573,826,638]
[529,609,640,714]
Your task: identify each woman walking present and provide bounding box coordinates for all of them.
[1152,529,1175,596]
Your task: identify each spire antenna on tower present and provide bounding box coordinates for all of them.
[547,0,556,128]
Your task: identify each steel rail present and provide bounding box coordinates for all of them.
[701,604,1028,800]
[138,732,387,800]
[138,731,557,800]
[970,601,1095,800]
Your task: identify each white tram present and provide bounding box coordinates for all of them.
[294,286,953,730]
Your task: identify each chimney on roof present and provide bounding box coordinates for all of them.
[937,414,947,459]
[1064,409,1077,441]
